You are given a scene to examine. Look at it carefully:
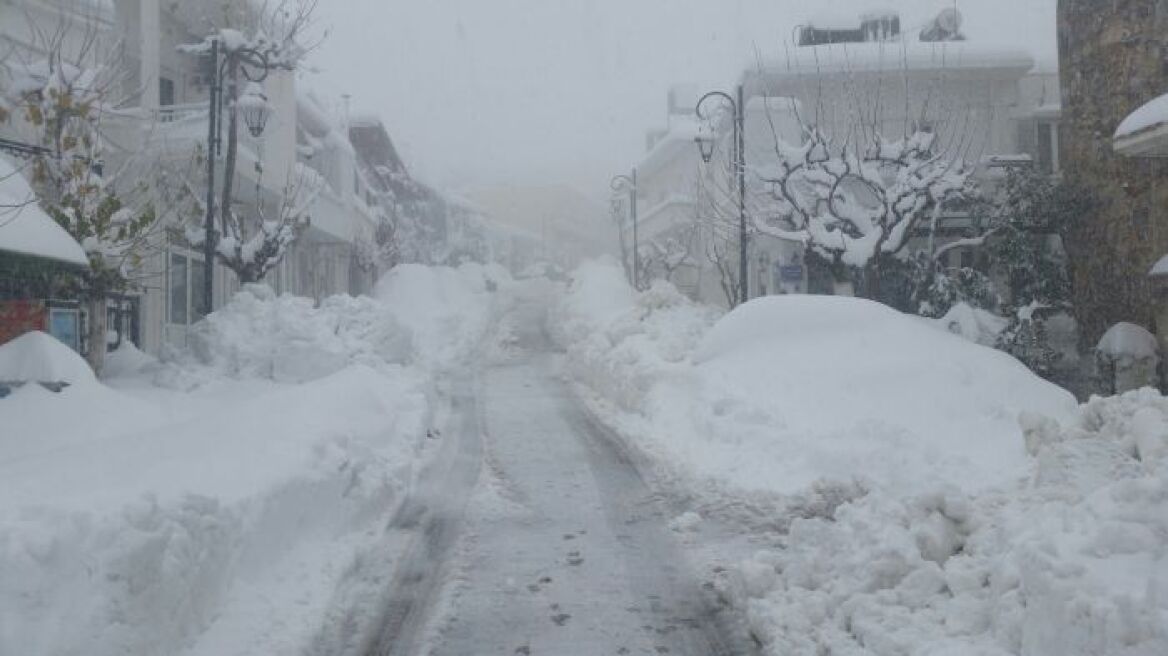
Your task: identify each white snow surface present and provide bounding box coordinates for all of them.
[554,261,1166,656]
[556,261,1075,498]
[933,302,1010,347]
[1115,92,1168,139]
[0,156,89,266]
[0,331,94,384]
[0,264,504,656]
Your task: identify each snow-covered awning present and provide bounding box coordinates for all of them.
[0,157,89,268]
[1114,93,1168,158]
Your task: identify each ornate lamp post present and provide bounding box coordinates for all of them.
[695,86,748,305]
[611,170,638,290]
[197,38,275,316]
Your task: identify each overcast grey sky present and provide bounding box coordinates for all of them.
[309,0,1056,195]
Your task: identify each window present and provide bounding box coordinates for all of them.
[169,252,187,325]
[960,249,975,270]
[1036,122,1058,174]
[160,77,175,107]
[169,251,208,325]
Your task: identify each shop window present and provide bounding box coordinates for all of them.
[160,77,175,107]
[168,251,208,325]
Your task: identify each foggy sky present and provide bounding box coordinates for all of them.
[309,0,1057,195]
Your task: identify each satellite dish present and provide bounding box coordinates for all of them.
[921,8,965,42]
[936,8,963,35]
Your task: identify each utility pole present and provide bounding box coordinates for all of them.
[736,84,747,306]
[203,38,220,317]
[610,170,639,290]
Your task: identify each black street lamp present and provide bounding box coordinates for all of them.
[196,38,276,317]
[695,86,748,306]
[611,170,638,290]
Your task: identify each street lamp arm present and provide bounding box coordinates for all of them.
[219,47,274,83]
[610,174,636,192]
[695,91,737,121]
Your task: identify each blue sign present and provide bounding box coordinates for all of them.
[49,308,80,352]
[779,265,804,282]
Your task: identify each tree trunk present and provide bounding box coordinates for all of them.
[85,295,107,377]
[863,259,882,300]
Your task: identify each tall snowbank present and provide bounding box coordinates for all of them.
[735,390,1168,656]
[555,261,1075,497]
[374,262,509,368]
[554,261,1164,656]
[0,366,428,655]
[550,261,720,412]
[690,295,1075,495]
[0,263,506,655]
[186,284,412,383]
[180,263,508,382]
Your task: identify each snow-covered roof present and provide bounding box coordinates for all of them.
[0,157,89,267]
[1116,93,1168,139]
[752,42,1034,81]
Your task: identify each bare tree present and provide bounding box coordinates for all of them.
[1,8,163,373]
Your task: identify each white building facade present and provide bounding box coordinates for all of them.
[3,0,411,357]
[629,11,1062,308]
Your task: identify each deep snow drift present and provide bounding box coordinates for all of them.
[0,264,507,656]
[554,261,1165,656]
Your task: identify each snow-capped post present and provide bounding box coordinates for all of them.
[610,171,639,289]
[178,0,321,293]
[1095,322,1160,395]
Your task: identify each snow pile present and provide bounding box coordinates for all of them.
[933,302,1010,347]
[0,331,94,385]
[101,341,157,379]
[0,366,428,655]
[185,284,412,382]
[556,261,1075,497]
[0,263,507,655]
[683,295,1075,495]
[551,261,720,412]
[736,390,1168,656]
[374,262,510,368]
[555,261,1167,654]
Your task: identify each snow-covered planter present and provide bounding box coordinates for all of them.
[1095,322,1160,395]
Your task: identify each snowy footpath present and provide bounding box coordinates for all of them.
[0,264,507,656]
[552,260,1168,656]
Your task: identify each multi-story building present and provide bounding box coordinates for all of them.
[629,9,1062,308]
[2,0,439,358]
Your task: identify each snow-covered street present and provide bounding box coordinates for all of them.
[371,286,748,656]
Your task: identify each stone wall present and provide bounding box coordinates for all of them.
[1058,0,1168,345]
